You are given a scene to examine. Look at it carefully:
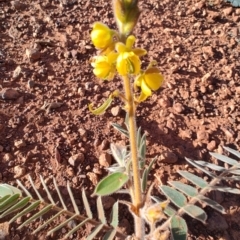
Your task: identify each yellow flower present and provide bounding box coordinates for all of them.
[91,52,118,80]
[134,67,164,102]
[91,22,116,49]
[116,51,140,76]
[115,35,146,76]
[144,200,169,225]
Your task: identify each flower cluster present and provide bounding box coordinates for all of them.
[90,22,164,102]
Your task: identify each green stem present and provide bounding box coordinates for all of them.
[122,75,143,239]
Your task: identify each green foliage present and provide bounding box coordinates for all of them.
[1,147,240,239]
[0,176,123,240]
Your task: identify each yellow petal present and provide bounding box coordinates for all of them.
[91,22,113,49]
[132,48,147,57]
[115,42,127,53]
[126,35,136,49]
[145,67,164,90]
[116,52,140,76]
[137,91,148,102]
[141,78,152,96]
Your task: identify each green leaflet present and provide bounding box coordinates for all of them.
[94,172,129,196]
[160,186,187,208]
[0,184,22,198]
[89,94,114,115]
[170,216,187,240]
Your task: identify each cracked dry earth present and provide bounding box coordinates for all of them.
[0,0,240,239]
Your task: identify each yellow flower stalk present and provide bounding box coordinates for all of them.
[91,22,116,49]
[134,67,164,102]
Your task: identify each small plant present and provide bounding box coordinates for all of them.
[1,1,240,240]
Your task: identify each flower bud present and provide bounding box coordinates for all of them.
[112,0,140,37]
[91,22,115,49]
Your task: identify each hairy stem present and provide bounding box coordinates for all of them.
[122,75,143,239]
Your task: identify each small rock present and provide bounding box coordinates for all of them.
[202,46,214,57]
[78,128,87,139]
[0,145,3,152]
[11,1,26,10]
[13,66,22,80]
[3,153,14,161]
[99,152,112,167]
[8,161,15,167]
[86,172,98,185]
[14,165,26,178]
[101,139,109,150]
[173,102,184,113]
[207,140,216,151]
[26,48,41,61]
[0,222,9,240]
[14,139,26,148]
[68,153,84,167]
[223,7,233,16]
[27,80,35,89]
[197,130,209,141]
[63,51,71,59]
[111,106,121,116]
[1,88,20,100]
[158,97,171,108]
[159,151,178,163]
[66,167,74,177]
[71,49,78,58]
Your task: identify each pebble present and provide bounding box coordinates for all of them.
[26,48,41,61]
[4,153,14,161]
[223,7,233,16]
[201,72,212,82]
[68,153,84,167]
[11,1,26,10]
[0,88,20,100]
[14,139,26,148]
[13,66,22,80]
[101,139,109,151]
[197,130,209,141]
[86,172,98,185]
[173,102,184,113]
[0,222,9,240]
[27,80,35,89]
[78,128,87,141]
[158,151,178,164]
[99,152,112,167]
[158,97,171,108]
[14,165,26,178]
[111,106,121,116]
[207,140,216,151]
